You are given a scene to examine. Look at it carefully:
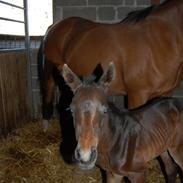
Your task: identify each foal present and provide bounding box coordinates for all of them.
[61,62,183,183]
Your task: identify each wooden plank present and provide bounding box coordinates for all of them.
[0,51,30,137]
[0,54,7,136]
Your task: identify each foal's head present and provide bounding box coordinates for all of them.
[61,63,115,169]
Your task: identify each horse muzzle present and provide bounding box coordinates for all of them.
[73,146,98,170]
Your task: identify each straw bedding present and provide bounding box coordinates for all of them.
[0,119,180,183]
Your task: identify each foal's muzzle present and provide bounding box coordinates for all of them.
[74,146,97,170]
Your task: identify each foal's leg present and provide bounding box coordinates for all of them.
[128,172,146,183]
[160,151,178,183]
[107,172,123,183]
[42,60,56,131]
[169,146,183,171]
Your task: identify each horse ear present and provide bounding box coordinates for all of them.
[61,64,82,93]
[98,62,115,89]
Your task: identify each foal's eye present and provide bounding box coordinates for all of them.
[66,107,74,113]
[103,107,108,114]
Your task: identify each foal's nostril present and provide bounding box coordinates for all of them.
[90,147,97,161]
[74,146,97,165]
[74,148,81,161]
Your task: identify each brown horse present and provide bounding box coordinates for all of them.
[39,0,183,128]
[39,0,183,175]
[61,62,183,183]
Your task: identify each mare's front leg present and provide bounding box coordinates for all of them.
[42,60,56,132]
[107,172,123,183]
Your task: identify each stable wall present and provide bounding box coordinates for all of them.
[0,50,30,136]
[53,0,164,22]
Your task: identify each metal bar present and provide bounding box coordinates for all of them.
[0,17,24,24]
[0,0,24,10]
[23,0,33,118]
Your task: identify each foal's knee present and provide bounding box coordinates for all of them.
[106,172,123,183]
[129,172,146,183]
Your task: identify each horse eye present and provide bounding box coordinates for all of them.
[103,107,108,114]
[66,107,74,113]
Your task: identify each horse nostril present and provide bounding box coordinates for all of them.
[74,148,81,161]
[91,147,97,160]
[74,146,97,165]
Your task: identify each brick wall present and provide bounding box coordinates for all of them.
[53,0,164,23]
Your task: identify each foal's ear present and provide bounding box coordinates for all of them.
[61,64,82,93]
[98,62,115,89]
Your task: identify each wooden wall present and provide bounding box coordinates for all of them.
[0,50,30,136]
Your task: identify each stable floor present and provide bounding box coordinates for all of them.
[0,120,180,183]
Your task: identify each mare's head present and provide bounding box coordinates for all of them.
[61,62,115,169]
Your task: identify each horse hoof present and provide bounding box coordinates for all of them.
[42,119,49,132]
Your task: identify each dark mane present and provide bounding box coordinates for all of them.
[122,5,156,23]
[122,0,173,23]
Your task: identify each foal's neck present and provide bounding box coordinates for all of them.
[97,103,140,171]
[101,102,138,147]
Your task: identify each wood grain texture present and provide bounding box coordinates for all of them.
[0,51,30,136]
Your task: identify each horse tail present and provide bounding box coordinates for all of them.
[38,36,51,131]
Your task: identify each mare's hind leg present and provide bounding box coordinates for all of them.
[160,151,178,183]
[42,60,56,131]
